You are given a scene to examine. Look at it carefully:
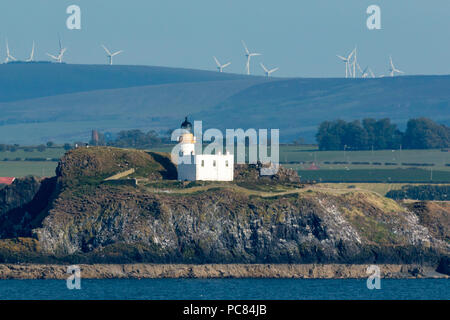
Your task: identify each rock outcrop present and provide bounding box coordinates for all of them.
[0,147,448,272]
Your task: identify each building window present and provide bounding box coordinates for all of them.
[225,160,229,167]
[201,160,204,167]
[213,160,216,167]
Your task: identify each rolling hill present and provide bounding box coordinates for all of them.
[0,63,449,144]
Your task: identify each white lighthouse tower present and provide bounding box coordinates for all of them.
[178,117,196,158]
[176,117,234,181]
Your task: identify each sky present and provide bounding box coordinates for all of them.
[0,0,449,77]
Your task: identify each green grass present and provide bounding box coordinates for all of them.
[0,147,65,160]
[297,168,450,183]
[0,161,58,177]
[280,148,450,170]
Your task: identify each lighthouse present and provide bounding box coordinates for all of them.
[179,117,196,158]
[176,117,234,181]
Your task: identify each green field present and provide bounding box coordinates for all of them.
[279,147,449,169]
[0,147,65,160]
[0,161,58,177]
[1,145,449,183]
[297,168,450,183]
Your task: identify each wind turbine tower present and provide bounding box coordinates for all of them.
[47,36,67,63]
[389,56,404,77]
[102,45,123,65]
[337,48,354,78]
[213,56,231,72]
[26,41,35,62]
[4,40,17,63]
[260,63,278,77]
[242,40,261,75]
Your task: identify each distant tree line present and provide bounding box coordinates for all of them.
[90,129,168,149]
[316,117,450,151]
[386,185,449,201]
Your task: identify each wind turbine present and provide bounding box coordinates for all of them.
[213,56,231,72]
[47,48,66,63]
[260,63,278,77]
[26,41,35,62]
[4,40,17,63]
[102,44,123,65]
[242,40,261,75]
[337,48,354,78]
[389,56,404,77]
[47,35,67,63]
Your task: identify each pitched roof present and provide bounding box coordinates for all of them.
[0,177,15,185]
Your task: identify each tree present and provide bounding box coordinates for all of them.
[46,141,55,147]
[63,143,72,151]
[342,120,368,150]
[403,118,450,149]
[108,129,163,149]
[316,120,346,150]
[317,118,403,151]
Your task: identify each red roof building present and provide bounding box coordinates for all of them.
[0,177,15,185]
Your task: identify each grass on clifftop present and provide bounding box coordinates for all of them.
[56,147,176,186]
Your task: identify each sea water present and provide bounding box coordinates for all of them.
[0,278,448,300]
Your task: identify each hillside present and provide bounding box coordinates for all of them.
[0,63,449,144]
[0,63,253,102]
[0,147,448,270]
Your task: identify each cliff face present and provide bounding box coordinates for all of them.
[0,147,448,267]
[32,186,447,265]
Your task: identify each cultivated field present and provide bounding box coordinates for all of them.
[0,161,57,177]
[0,145,449,183]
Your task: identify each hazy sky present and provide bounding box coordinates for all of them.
[0,0,449,77]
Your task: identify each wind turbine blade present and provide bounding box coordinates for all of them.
[389,56,394,69]
[260,63,268,72]
[101,45,111,56]
[241,40,249,55]
[250,53,261,57]
[270,67,279,73]
[337,55,347,61]
[222,62,231,68]
[112,50,123,56]
[213,56,220,67]
[58,33,62,51]
[357,62,364,73]
[347,50,355,60]
[47,53,58,60]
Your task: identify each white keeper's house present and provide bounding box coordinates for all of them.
[176,117,234,181]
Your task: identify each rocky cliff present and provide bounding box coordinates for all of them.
[0,147,448,272]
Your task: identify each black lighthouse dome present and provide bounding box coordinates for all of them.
[181,116,192,132]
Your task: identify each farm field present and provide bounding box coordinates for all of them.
[279,147,449,170]
[0,147,66,160]
[315,183,450,196]
[0,161,58,177]
[295,168,450,183]
[0,145,448,183]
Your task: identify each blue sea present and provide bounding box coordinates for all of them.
[0,279,448,300]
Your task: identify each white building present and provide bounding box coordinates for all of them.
[176,117,234,181]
